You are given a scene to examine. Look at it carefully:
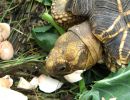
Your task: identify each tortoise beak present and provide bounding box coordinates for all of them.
[45,61,69,80]
[45,65,67,82]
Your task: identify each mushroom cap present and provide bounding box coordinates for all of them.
[0,23,10,42]
[0,41,14,60]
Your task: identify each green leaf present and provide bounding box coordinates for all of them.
[79,64,130,100]
[79,90,100,100]
[43,0,52,6]
[79,79,86,93]
[32,25,59,52]
[35,0,43,3]
[35,0,52,6]
[32,25,52,33]
[83,64,110,85]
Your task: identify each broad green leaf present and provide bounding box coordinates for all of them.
[32,25,52,33]
[79,90,100,100]
[79,64,130,100]
[32,26,59,52]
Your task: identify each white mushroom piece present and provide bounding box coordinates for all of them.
[0,87,28,100]
[17,75,63,93]
[0,75,13,88]
[0,75,28,100]
[38,74,63,93]
[64,70,85,83]
[17,70,84,94]
[0,23,14,60]
[0,23,10,42]
[17,77,39,90]
[0,41,14,60]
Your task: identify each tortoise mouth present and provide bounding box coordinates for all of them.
[52,67,72,77]
[46,63,75,77]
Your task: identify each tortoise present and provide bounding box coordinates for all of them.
[45,0,130,79]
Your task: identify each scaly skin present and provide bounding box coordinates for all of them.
[45,21,102,80]
[51,0,86,29]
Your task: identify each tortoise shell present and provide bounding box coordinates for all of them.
[66,0,130,71]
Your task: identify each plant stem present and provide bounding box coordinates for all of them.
[41,12,65,35]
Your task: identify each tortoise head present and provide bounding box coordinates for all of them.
[45,21,102,80]
[45,31,88,80]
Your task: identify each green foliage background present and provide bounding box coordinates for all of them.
[32,0,130,100]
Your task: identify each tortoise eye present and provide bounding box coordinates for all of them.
[56,64,66,71]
